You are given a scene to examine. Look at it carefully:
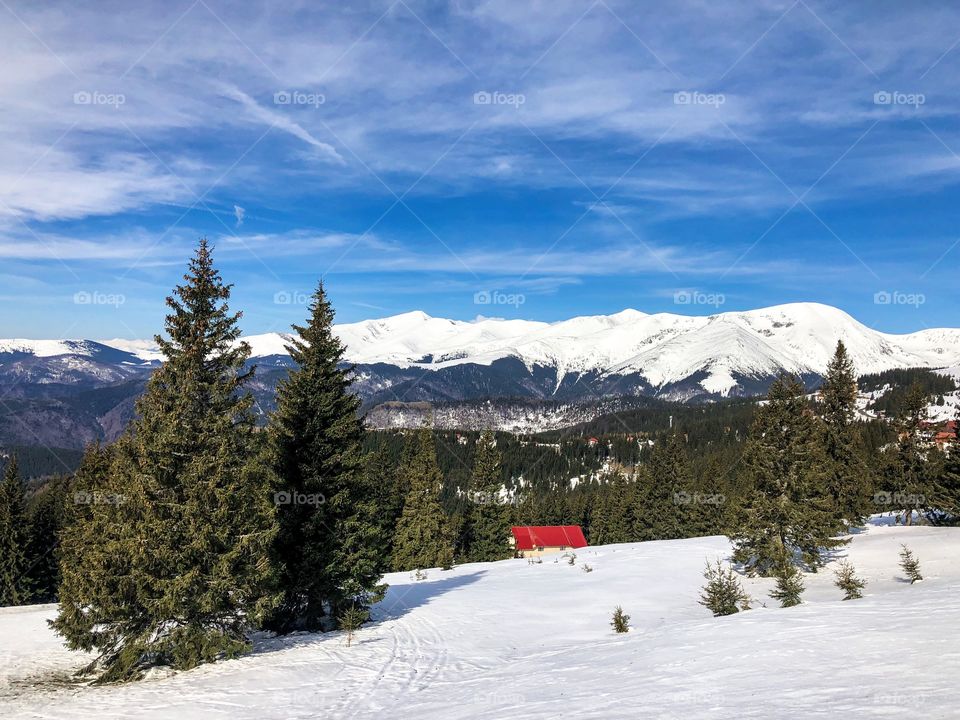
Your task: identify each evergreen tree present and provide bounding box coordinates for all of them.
[898,545,923,583]
[53,240,279,682]
[769,558,805,607]
[731,374,846,575]
[337,605,369,647]
[635,433,696,540]
[610,606,630,633]
[0,456,28,605]
[818,341,872,527]
[590,468,633,545]
[883,383,934,525]
[364,444,402,556]
[699,560,750,616]
[269,281,387,632]
[833,560,866,600]
[464,430,513,562]
[932,419,960,523]
[391,427,455,571]
[24,473,72,603]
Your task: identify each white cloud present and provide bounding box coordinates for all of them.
[217,84,344,165]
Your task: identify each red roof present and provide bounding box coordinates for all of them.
[511,525,587,551]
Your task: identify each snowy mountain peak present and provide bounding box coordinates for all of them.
[4,303,960,398]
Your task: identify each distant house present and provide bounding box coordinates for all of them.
[935,420,957,452]
[510,525,588,557]
[587,437,599,447]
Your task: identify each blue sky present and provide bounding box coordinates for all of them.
[1,0,958,338]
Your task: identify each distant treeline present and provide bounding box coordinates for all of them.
[0,445,84,482]
[859,368,956,417]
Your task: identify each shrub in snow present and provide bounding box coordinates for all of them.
[611,606,630,633]
[699,560,750,616]
[338,606,369,647]
[582,563,593,573]
[769,560,805,608]
[567,553,577,566]
[833,560,866,600]
[899,545,923,583]
[413,568,428,581]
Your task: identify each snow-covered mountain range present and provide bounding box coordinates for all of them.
[7,301,949,394]
[326,302,960,394]
[2,302,959,447]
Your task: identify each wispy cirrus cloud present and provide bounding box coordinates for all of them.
[3,0,960,336]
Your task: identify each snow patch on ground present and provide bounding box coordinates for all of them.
[2,521,959,718]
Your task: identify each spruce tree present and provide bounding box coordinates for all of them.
[338,605,369,647]
[25,473,72,603]
[884,383,933,525]
[391,427,455,572]
[699,560,750,616]
[464,430,513,562]
[731,374,846,575]
[268,281,387,632]
[818,341,872,527]
[898,545,923,583]
[53,240,279,682]
[610,606,630,633]
[634,432,699,541]
[833,560,866,599]
[933,419,960,522]
[769,558,805,607]
[364,444,402,557]
[590,468,633,545]
[0,456,28,606]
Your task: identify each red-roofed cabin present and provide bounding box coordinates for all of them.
[935,431,956,449]
[510,525,588,557]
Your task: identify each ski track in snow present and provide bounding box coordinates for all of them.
[3,520,960,718]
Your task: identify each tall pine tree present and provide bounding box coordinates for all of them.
[883,382,933,525]
[269,281,387,632]
[53,240,279,682]
[731,374,846,575]
[391,427,454,571]
[634,433,696,541]
[932,413,960,523]
[0,456,28,606]
[25,473,72,603]
[818,341,872,527]
[464,430,513,562]
[591,467,634,545]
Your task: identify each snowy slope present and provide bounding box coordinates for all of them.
[3,520,959,719]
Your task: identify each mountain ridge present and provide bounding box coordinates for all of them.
[3,302,959,448]
[12,301,954,394]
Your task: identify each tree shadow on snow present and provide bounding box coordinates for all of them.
[249,570,485,655]
[372,570,485,623]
